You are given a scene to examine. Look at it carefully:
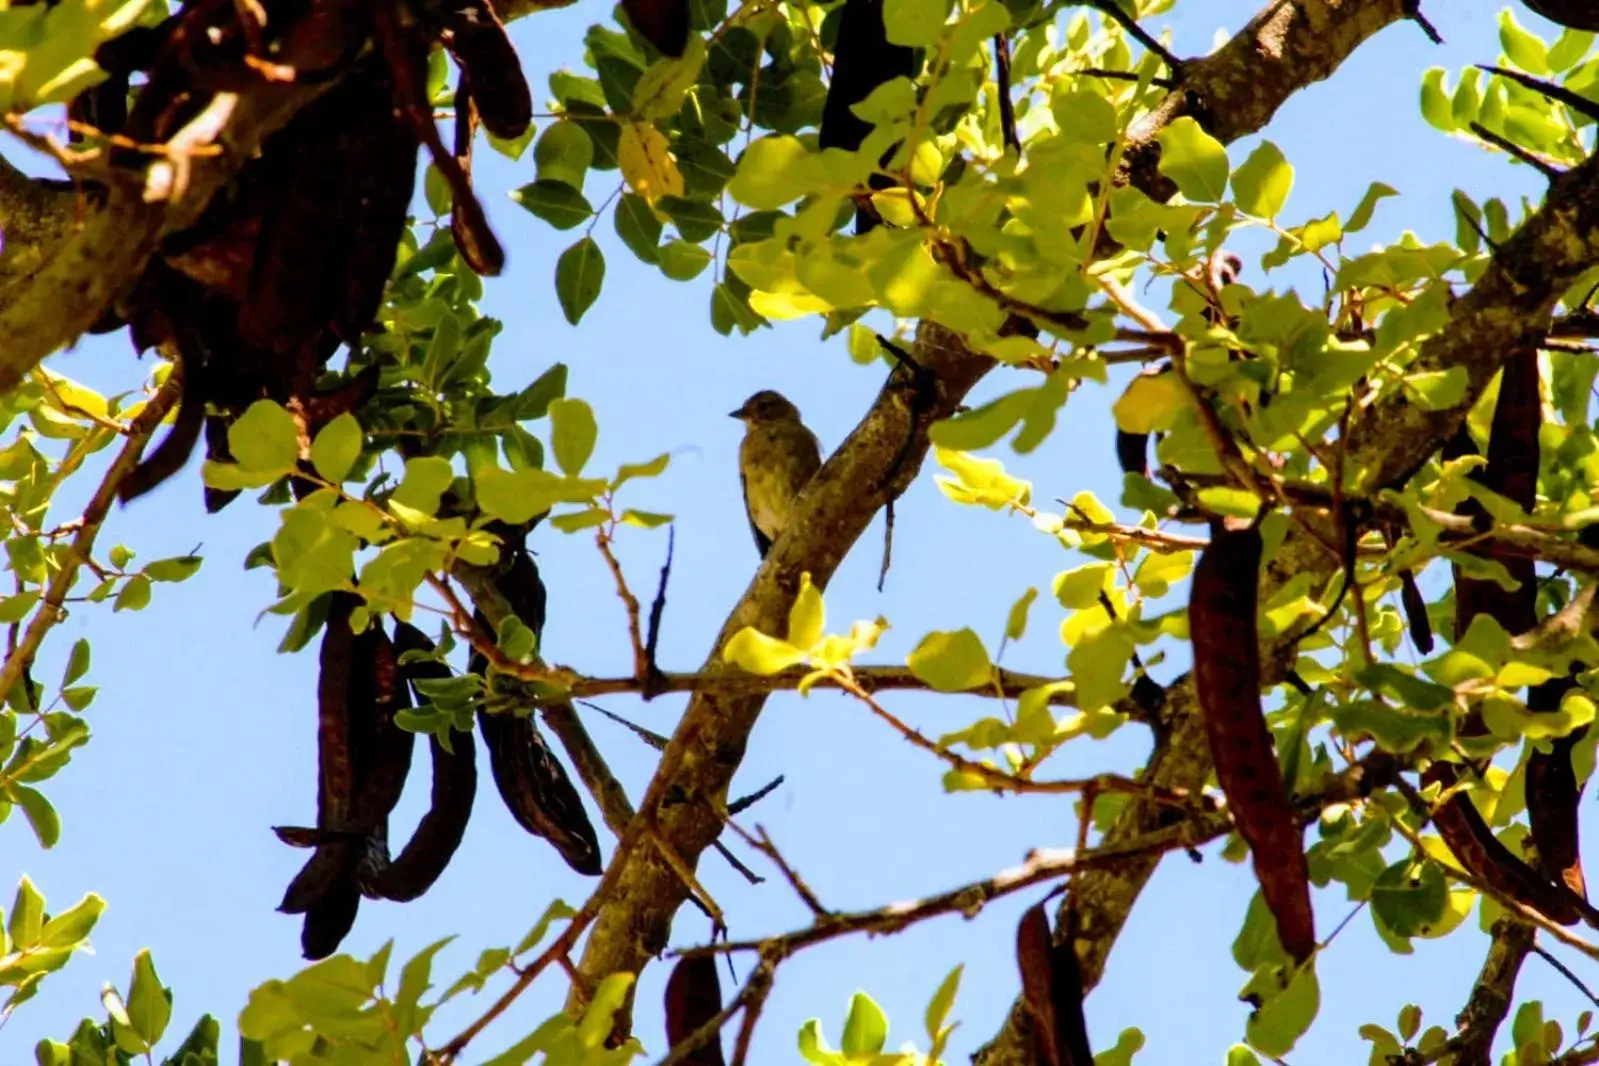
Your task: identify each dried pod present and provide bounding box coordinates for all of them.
[1520,0,1599,30]
[479,705,603,875]
[619,0,690,57]
[818,0,916,234]
[664,954,727,1066]
[370,621,479,901]
[1398,570,1433,654]
[1015,903,1093,1066]
[1191,521,1316,962]
[439,0,531,140]
[1525,677,1589,900]
[1424,760,1598,926]
[374,4,505,277]
[1115,431,1149,479]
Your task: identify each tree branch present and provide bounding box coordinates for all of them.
[0,4,362,388]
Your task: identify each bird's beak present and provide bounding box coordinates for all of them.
[729,405,747,420]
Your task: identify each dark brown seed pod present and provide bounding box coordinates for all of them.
[367,621,478,902]
[1525,677,1589,900]
[373,4,505,277]
[300,881,361,961]
[1398,570,1433,654]
[1016,904,1093,1066]
[117,326,210,504]
[664,954,727,1066]
[479,706,603,875]
[495,551,549,641]
[1115,431,1149,479]
[818,0,916,234]
[202,415,241,514]
[448,78,500,279]
[1190,520,1316,962]
[619,0,691,57]
[439,0,531,140]
[344,622,417,836]
[1520,0,1599,31]
[1424,761,1597,926]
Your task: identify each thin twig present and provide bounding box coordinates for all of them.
[0,374,182,702]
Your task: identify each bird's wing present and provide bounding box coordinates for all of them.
[740,463,772,558]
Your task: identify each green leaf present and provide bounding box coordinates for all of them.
[392,456,455,518]
[514,900,578,955]
[556,238,606,325]
[9,877,44,950]
[577,973,634,1049]
[512,180,595,231]
[1157,118,1229,203]
[35,891,101,949]
[516,364,568,421]
[310,413,363,483]
[1053,563,1112,610]
[228,400,300,475]
[658,239,713,281]
[788,573,826,649]
[1371,858,1447,938]
[0,592,39,624]
[1003,589,1037,643]
[126,949,171,1046]
[631,37,706,119]
[1420,68,1457,132]
[13,787,59,848]
[534,121,594,187]
[727,136,816,210]
[840,991,889,1056]
[1231,141,1293,220]
[1499,9,1549,75]
[723,628,808,674]
[614,193,663,263]
[1226,1045,1262,1066]
[61,639,89,687]
[883,0,948,47]
[923,965,963,1041]
[113,575,152,613]
[907,629,992,691]
[1245,965,1318,1057]
[549,399,599,476]
[1346,182,1398,233]
[1405,367,1468,411]
[475,467,562,525]
[144,555,202,582]
[614,452,670,488]
[928,391,1032,451]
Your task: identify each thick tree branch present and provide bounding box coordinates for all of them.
[972,66,1599,1066]
[0,5,360,388]
[570,320,994,1024]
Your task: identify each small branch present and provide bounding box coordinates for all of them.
[643,526,674,694]
[1084,0,1182,74]
[1478,65,1599,124]
[727,822,831,917]
[0,374,182,702]
[1468,122,1561,179]
[596,522,648,683]
[1401,918,1533,1066]
[833,670,1195,803]
[1056,517,1206,553]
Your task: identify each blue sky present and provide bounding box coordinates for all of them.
[2,2,1591,1064]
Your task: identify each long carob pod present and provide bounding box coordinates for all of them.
[1526,676,1589,899]
[1427,349,1598,925]
[472,544,600,875]
[276,592,364,958]
[1191,518,1316,962]
[475,643,602,875]
[664,954,727,1066]
[819,0,918,234]
[368,621,479,902]
[1016,903,1094,1066]
[276,599,417,957]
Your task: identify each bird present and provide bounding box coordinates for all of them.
[731,390,823,558]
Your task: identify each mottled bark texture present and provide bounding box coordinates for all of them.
[569,320,995,1023]
[0,0,365,390]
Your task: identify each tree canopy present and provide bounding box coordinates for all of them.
[6,0,1599,1064]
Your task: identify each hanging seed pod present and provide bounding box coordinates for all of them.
[1015,903,1093,1066]
[664,954,727,1066]
[1191,520,1315,962]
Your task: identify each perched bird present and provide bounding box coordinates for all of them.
[731,390,823,558]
